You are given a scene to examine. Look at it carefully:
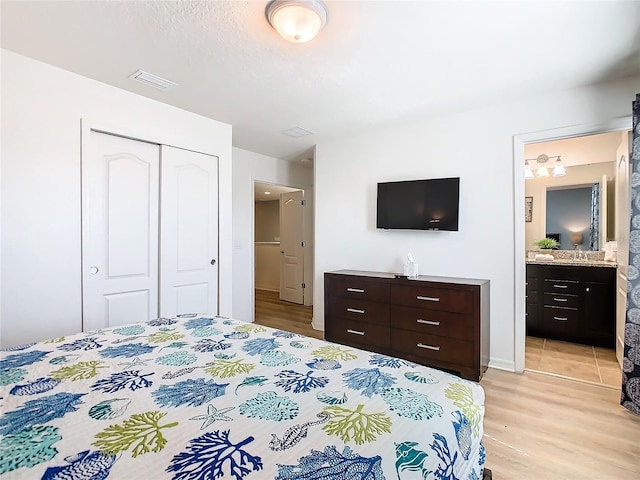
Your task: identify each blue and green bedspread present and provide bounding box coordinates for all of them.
[0,314,486,479]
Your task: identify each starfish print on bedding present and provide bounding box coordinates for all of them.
[118,357,149,369]
[189,404,235,430]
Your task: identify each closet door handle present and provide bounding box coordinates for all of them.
[210,259,216,265]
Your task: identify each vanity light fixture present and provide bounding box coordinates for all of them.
[266,0,328,43]
[524,154,565,180]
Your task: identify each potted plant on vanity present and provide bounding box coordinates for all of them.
[534,237,559,251]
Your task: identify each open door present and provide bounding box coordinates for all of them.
[280,190,304,304]
[615,131,631,367]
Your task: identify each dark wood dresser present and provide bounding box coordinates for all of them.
[324,270,490,381]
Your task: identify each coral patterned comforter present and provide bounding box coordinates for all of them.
[0,315,486,479]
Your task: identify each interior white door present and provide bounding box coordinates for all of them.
[279,190,304,304]
[615,132,632,367]
[160,145,219,317]
[82,131,160,330]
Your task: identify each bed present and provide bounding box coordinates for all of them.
[0,314,488,479]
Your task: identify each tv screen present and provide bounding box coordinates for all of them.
[376,177,460,231]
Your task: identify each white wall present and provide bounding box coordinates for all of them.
[232,147,314,322]
[1,50,233,348]
[314,75,640,371]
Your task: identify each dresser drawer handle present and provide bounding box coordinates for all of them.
[417,319,440,326]
[417,296,440,302]
[417,343,440,351]
[347,308,365,314]
[347,288,365,293]
[553,284,568,289]
[553,316,568,321]
[347,329,365,336]
[553,298,567,302]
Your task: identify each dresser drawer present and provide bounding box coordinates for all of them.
[390,305,474,341]
[543,293,579,309]
[390,284,474,315]
[391,330,474,367]
[325,275,390,302]
[327,296,389,326]
[542,307,579,336]
[543,279,580,295]
[325,318,390,350]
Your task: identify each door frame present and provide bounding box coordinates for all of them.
[80,118,223,329]
[251,179,314,322]
[513,116,632,373]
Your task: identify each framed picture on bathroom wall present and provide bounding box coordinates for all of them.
[525,196,533,222]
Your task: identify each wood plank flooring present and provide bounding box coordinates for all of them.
[254,289,322,339]
[254,291,640,478]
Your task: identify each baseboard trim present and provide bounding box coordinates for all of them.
[488,358,516,372]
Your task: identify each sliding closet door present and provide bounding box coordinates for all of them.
[82,131,160,330]
[160,146,219,317]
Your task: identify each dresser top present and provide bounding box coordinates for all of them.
[326,269,489,286]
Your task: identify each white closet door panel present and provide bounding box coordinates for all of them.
[175,284,210,314]
[82,131,159,331]
[104,290,152,327]
[107,156,153,277]
[160,145,219,317]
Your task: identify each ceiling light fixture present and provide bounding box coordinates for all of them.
[524,154,566,179]
[266,0,328,43]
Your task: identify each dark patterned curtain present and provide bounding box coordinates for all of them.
[622,93,640,415]
[589,182,600,251]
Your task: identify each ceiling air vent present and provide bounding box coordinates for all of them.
[128,70,178,90]
[282,127,314,138]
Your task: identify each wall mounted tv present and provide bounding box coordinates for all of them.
[376,177,460,231]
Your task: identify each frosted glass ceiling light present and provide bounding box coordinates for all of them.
[266,0,328,43]
[552,156,567,177]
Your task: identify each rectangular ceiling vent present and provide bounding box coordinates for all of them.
[282,127,314,138]
[128,70,178,90]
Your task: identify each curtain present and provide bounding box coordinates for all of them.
[589,182,599,251]
[622,93,640,415]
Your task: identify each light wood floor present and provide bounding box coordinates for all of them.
[254,292,640,478]
[254,289,322,339]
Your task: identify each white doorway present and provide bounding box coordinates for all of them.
[254,182,308,305]
[513,117,632,376]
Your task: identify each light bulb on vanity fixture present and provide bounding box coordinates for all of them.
[552,156,566,177]
[266,0,328,43]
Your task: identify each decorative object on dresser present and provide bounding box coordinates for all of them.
[324,270,490,381]
[525,263,615,347]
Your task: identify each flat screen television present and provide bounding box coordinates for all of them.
[376,177,460,231]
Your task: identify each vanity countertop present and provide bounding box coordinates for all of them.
[525,258,617,268]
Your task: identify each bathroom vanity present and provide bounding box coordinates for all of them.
[525,260,616,347]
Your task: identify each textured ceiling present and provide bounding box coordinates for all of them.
[2,1,639,161]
